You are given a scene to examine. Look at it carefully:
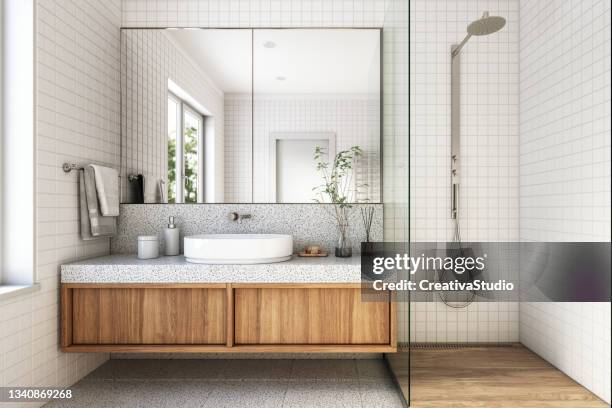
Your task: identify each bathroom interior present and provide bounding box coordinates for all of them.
[0,0,610,407]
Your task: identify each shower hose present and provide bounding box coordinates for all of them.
[435,215,476,308]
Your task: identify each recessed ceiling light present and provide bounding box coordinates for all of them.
[263,41,277,48]
[276,76,287,81]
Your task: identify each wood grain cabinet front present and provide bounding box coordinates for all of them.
[61,283,396,353]
[70,287,226,345]
[234,287,390,345]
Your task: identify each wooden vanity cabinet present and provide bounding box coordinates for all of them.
[61,283,396,353]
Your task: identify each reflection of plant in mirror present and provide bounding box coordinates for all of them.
[360,205,375,242]
[183,126,198,203]
[313,145,364,257]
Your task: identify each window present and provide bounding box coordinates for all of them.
[1,0,35,290]
[167,92,204,204]
[1,0,3,284]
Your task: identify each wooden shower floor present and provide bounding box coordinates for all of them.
[404,345,608,407]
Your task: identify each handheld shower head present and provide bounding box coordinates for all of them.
[452,11,506,58]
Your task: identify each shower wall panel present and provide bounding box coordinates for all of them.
[519,0,611,402]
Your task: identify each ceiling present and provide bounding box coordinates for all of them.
[166,29,380,95]
[166,29,252,94]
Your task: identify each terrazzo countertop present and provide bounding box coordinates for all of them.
[60,254,365,283]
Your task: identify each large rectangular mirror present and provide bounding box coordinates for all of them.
[120,28,381,204]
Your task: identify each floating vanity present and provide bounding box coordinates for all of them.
[60,255,396,353]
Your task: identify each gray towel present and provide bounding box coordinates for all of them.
[89,164,119,216]
[79,168,116,240]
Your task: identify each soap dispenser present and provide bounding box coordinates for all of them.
[163,216,180,256]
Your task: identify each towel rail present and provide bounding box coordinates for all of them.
[62,163,83,173]
[63,163,137,182]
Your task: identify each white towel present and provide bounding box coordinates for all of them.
[89,164,119,216]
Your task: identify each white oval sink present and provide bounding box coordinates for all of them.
[184,233,293,264]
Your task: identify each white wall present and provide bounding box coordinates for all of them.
[224,94,381,203]
[121,29,225,203]
[519,0,611,402]
[0,0,121,396]
[409,0,520,343]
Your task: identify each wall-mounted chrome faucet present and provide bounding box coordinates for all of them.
[229,212,252,223]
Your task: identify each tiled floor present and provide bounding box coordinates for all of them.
[44,359,405,408]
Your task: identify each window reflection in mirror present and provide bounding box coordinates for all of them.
[167,92,205,204]
[167,95,179,203]
[183,107,202,203]
[121,29,252,204]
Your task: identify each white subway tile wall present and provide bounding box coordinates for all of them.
[122,0,390,28]
[224,95,381,203]
[409,0,520,343]
[519,0,611,402]
[121,29,225,202]
[224,95,253,202]
[121,0,410,340]
[0,0,121,397]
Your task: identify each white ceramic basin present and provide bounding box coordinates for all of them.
[184,233,293,264]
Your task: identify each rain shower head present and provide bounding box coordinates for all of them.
[467,12,506,36]
[452,11,506,58]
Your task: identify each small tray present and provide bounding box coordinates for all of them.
[298,251,329,257]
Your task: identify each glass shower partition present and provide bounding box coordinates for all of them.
[380,0,410,405]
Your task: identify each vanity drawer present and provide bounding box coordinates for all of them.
[70,287,226,345]
[234,287,390,345]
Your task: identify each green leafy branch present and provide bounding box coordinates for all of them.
[312,145,367,242]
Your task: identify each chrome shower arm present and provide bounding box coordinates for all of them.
[453,11,506,58]
[452,33,472,58]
